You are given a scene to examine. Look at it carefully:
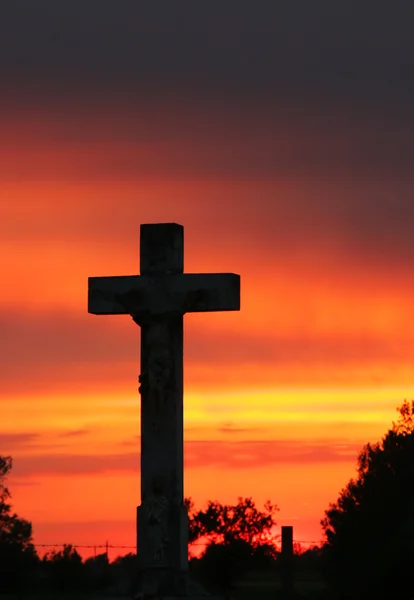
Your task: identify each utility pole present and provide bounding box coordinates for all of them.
[281,526,294,599]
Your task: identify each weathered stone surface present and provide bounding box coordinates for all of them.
[88,223,240,599]
[88,273,240,316]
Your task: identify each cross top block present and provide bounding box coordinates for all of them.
[140,223,184,275]
[88,223,240,318]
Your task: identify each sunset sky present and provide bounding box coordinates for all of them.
[1,1,414,558]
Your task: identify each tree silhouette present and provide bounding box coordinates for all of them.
[43,544,84,591]
[110,553,140,595]
[186,496,278,547]
[0,456,11,498]
[84,553,110,590]
[186,497,278,593]
[321,400,414,600]
[0,455,38,591]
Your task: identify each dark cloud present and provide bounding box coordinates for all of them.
[0,0,413,115]
[1,3,413,274]
[1,113,413,183]
[1,119,414,275]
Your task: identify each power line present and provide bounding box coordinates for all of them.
[34,544,135,549]
[33,539,323,550]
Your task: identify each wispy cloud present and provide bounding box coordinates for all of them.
[11,452,139,477]
[217,423,270,435]
[10,439,361,478]
[0,432,40,448]
[58,428,91,438]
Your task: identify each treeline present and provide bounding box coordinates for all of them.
[0,540,324,596]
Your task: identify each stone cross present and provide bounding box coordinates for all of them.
[88,223,240,597]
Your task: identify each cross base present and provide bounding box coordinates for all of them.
[134,561,220,600]
[134,502,222,600]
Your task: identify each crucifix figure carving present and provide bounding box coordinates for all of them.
[88,223,240,597]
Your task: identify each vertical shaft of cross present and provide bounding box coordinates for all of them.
[136,224,188,583]
[138,315,186,566]
[140,315,184,503]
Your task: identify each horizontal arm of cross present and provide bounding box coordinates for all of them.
[88,273,240,316]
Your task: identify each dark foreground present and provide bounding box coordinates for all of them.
[0,579,332,600]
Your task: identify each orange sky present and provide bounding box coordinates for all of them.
[0,75,414,555]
